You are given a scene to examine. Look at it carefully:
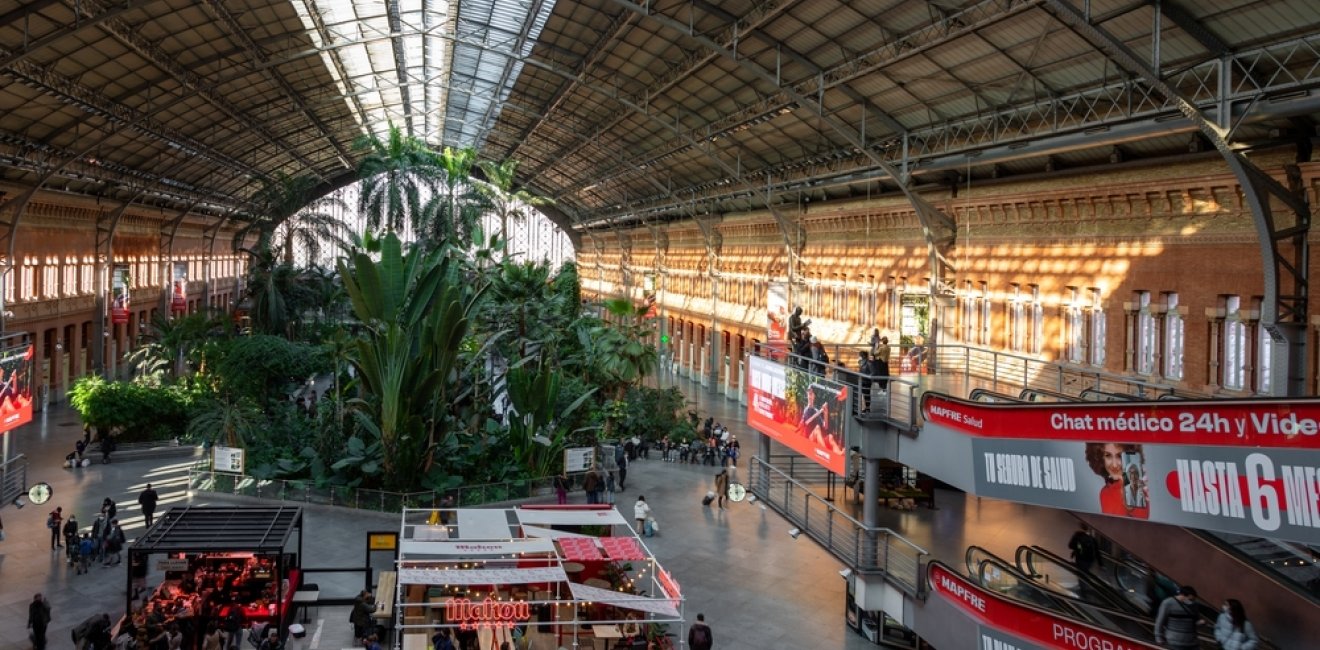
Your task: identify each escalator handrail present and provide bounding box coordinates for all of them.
[968,388,1024,403]
[929,560,1164,650]
[970,548,1222,647]
[973,556,1165,638]
[1078,387,1141,401]
[1017,387,1080,402]
[1186,527,1320,609]
[1019,544,1146,615]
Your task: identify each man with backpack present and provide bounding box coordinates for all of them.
[62,514,80,565]
[688,613,713,650]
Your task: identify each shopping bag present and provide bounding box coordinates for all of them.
[648,517,659,534]
[643,519,654,537]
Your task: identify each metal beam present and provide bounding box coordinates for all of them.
[196,0,354,170]
[1045,0,1310,395]
[609,0,958,297]
[92,189,147,377]
[470,0,551,147]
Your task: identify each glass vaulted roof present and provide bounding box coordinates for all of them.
[291,0,556,149]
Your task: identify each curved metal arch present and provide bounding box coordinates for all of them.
[1045,0,1310,395]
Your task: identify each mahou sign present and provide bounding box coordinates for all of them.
[443,598,531,630]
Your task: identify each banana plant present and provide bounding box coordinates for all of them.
[505,359,596,478]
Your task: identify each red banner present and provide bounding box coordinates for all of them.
[927,563,1158,650]
[923,394,1320,449]
[746,355,848,475]
[0,343,34,434]
[171,261,188,313]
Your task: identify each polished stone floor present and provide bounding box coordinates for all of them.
[0,370,1083,650]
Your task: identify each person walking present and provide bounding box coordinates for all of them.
[27,593,51,650]
[138,483,160,528]
[1068,524,1099,574]
[714,467,730,509]
[632,496,651,534]
[687,613,713,650]
[46,507,63,550]
[1214,599,1260,650]
[1154,585,1202,650]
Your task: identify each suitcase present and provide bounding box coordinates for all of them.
[701,491,715,506]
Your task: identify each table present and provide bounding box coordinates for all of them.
[402,633,428,650]
[584,578,611,589]
[590,624,622,650]
[562,562,585,575]
[292,590,319,624]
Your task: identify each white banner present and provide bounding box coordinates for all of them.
[400,539,556,557]
[564,447,594,473]
[514,508,628,526]
[399,566,568,586]
[567,582,681,618]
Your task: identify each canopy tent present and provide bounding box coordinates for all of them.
[393,506,683,650]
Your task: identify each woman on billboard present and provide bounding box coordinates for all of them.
[1084,442,1150,519]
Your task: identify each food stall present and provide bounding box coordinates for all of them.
[393,505,684,650]
[125,506,305,641]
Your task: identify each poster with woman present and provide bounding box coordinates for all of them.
[110,265,131,324]
[171,262,188,312]
[746,355,850,475]
[0,342,34,433]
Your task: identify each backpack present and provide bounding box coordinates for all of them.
[691,624,710,647]
[47,514,57,529]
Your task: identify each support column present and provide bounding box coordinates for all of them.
[863,458,881,565]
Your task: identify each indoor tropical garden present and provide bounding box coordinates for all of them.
[68,126,692,509]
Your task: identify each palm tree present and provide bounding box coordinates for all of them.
[580,297,658,442]
[354,124,441,234]
[476,158,553,260]
[275,194,350,267]
[421,146,488,248]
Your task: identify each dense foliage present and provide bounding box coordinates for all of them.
[70,128,689,495]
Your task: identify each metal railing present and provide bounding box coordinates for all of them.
[1,453,28,506]
[772,342,1207,431]
[748,455,928,596]
[187,469,571,513]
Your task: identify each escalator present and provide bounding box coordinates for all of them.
[965,546,1222,649]
[1014,545,1146,615]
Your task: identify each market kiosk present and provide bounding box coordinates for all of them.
[393,505,684,650]
[125,506,305,643]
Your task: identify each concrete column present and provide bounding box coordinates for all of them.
[108,339,117,378]
[699,346,708,387]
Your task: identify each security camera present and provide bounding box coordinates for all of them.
[788,528,801,539]
[839,569,852,579]
[747,495,757,503]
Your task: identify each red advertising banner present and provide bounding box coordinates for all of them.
[927,563,1158,650]
[746,355,848,475]
[923,394,1320,449]
[766,282,788,344]
[0,343,34,434]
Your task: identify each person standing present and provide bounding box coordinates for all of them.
[28,593,51,650]
[78,533,94,575]
[688,613,713,650]
[1068,524,1099,574]
[553,472,570,505]
[615,444,629,491]
[62,513,80,565]
[1154,585,1202,650]
[714,467,730,509]
[103,519,126,566]
[138,483,159,528]
[47,507,63,550]
[583,470,601,505]
[873,336,891,389]
[1215,599,1260,650]
[102,497,118,522]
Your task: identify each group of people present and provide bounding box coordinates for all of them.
[1068,525,1261,650]
[52,498,128,574]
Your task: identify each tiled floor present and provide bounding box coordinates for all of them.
[0,371,1085,650]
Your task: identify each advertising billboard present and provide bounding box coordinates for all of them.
[111,264,131,324]
[927,563,1158,650]
[171,262,188,313]
[0,342,34,434]
[746,355,849,475]
[919,394,1320,545]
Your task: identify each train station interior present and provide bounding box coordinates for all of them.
[1,0,1319,648]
